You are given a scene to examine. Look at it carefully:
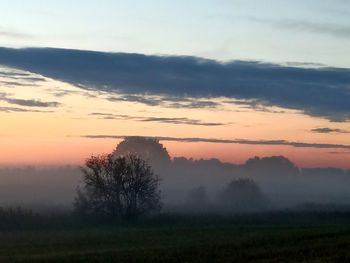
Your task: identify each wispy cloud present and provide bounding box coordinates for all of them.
[0,68,46,87]
[224,99,287,114]
[5,98,59,107]
[246,16,350,39]
[44,87,97,99]
[107,95,163,107]
[0,106,53,113]
[81,135,350,150]
[107,94,221,109]
[1,47,350,121]
[0,91,60,108]
[0,80,40,87]
[0,71,31,77]
[0,93,60,107]
[0,31,32,39]
[0,27,34,39]
[140,117,225,126]
[90,113,227,126]
[311,127,350,134]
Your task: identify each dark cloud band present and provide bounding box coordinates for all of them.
[90,112,227,126]
[0,106,53,113]
[0,93,60,107]
[1,47,350,121]
[81,135,350,150]
[311,127,350,134]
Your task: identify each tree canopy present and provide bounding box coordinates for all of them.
[74,154,161,221]
[113,137,171,174]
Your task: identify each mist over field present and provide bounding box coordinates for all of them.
[1,140,349,214]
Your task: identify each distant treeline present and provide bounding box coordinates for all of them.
[0,137,350,219]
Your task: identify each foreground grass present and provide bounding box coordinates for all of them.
[1,216,350,262]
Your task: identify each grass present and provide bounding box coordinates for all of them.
[1,213,350,262]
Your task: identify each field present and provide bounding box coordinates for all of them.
[1,213,350,262]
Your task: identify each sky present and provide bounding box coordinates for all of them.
[1,0,350,67]
[0,0,350,168]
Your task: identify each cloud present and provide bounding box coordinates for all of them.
[246,17,350,39]
[0,92,60,108]
[168,99,221,109]
[90,112,227,126]
[311,127,350,134]
[224,99,287,114]
[4,98,60,107]
[284,62,327,68]
[140,117,225,126]
[0,68,47,87]
[0,30,33,39]
[0,47,350,121]
[0,80,40,87]
[107,94,221,109]
[81,135,350,150]
[0,73,46,82]
[0,71,31,77]
[13,77,46,83]
[107,95,162,107]
[44,87,97,99]
[0,106,53,113]
[0,93,60,107]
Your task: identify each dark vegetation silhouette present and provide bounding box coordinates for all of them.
[217,178,268,212]
[244,156,299,177]
[74,154,161,222]
[112,137,170,174]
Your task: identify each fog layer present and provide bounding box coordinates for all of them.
[1,153,349,213]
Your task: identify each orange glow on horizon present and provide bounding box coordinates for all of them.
[1,67,349,169]
[1,138,349,169]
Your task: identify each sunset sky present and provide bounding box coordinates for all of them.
[1,0,350,168]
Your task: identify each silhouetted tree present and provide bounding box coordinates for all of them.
[74,154,162,221]
[113,137,171,174]
[244,156,299,177]
[218,178,267,212]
